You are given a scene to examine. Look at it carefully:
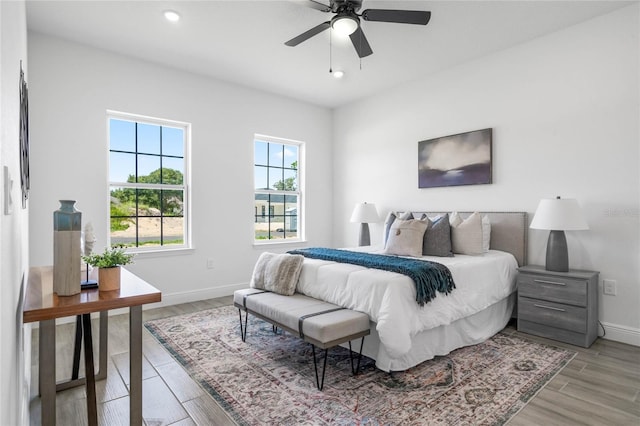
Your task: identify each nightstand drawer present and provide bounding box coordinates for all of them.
[518,273,587,306]
[518,296,586,333]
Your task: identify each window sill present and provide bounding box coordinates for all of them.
[127,247,195,259]
[253,239,307,247]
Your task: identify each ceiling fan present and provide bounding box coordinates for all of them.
[285,0,431,58]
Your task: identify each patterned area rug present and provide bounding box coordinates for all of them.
[145,306,575,425]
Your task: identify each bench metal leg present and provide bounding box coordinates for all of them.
[348,336,366,375]
[311,345,329,391]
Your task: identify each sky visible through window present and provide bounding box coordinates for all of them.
[109,119,184,183]
[254,140,298,190]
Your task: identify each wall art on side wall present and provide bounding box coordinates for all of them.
[418,128,492,188]
[20,61,30,208]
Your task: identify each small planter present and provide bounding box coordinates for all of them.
[83,245,134,292]
[99,266,121,292]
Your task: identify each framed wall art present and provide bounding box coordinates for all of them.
[418,128,492,189]
[20,61,30,208]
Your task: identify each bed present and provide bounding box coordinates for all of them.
[293,211,527,372]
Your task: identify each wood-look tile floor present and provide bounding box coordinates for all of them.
[29,296,640,425]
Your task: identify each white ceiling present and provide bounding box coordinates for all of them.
[26,0,633,108]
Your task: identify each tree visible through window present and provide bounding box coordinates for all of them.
[108,112,189,250]
[254,135,302,242]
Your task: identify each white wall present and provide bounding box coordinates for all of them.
[27,33,333,305]
[333,5,640,345]
[0,1,30,424]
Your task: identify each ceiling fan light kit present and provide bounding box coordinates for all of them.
[286,0,431,59]
[331,14,359,36]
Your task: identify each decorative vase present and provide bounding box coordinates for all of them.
[99,266,121,292]
[53,200,82,296]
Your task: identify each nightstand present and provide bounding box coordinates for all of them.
[517,265,599,348]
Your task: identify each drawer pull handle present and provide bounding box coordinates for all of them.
[534,303,566,312]
[534,279,566,286]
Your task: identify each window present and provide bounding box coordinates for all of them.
[254,135,302,242]
[108,112,190,251]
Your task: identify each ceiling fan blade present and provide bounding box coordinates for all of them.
[362,9,431,25]
[285,21,331,47]
[293,0,332,12]
[349,26,373,58]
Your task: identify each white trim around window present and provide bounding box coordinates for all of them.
[107,110,192,253]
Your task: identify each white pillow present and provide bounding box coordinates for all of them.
[384,218,428,258]
[450,212,484,255]
[482,215,491,252]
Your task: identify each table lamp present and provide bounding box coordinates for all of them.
[530,196,589,272]
[350,202,380,246]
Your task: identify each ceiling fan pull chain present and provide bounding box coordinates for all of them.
[329,28,333,74]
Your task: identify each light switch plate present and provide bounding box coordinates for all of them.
[3,166,13,215]
[603,279,617,296]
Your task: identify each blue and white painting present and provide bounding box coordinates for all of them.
[418,128,492,188]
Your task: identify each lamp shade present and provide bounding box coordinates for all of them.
[350,202,380,223]
[530,197,589,231]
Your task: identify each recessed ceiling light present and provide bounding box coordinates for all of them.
[332,70,345,79]
[164,10,180,22]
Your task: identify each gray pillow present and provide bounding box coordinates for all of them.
[383,211,414,244]
[420,213,454,257]
[384,218,428,258]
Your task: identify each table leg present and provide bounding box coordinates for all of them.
[82,313,98,425]
[39,319,56,426]
[71,315,82,380]
[96,310,108,380]
[130,305,143,426]
[56,312,109,391]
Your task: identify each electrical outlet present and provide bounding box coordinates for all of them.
[206,258,215,269]
[603,279,617,296]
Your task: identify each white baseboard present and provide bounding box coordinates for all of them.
[600,321,640,347]
[108,281,248,317]
[155,282,248,307]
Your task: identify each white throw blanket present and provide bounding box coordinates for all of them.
[250,252,304,296]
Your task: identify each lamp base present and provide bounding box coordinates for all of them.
[358,223,371,246]
[546,230,569,272]
[81,281,98,289]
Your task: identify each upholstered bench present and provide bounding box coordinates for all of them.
[233,288,370,390]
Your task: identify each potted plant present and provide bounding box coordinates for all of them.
[82,245,134,291]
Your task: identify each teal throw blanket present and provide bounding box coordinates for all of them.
[288,248,455,306]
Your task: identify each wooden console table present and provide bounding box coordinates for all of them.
[23,266,162,426]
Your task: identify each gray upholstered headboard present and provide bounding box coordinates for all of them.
[404,211,528,267]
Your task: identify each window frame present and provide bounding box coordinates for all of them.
[253,134,304,245]
[107,110,191,253]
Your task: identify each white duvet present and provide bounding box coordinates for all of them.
[295,247,518,359]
